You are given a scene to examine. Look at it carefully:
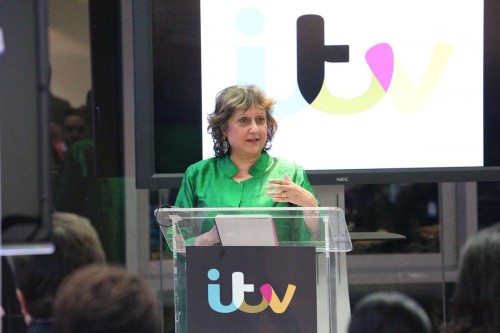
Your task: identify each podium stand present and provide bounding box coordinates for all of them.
[156,207,352,333]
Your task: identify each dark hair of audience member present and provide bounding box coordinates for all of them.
[53,264,161,333]
[347,291,433,333]
[12,212,106,319]
[443,222,500,333]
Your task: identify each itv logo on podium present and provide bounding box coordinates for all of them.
[207,268,296,314]
[186,246,317,332]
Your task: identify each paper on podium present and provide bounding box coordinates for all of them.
[214,214,278,246]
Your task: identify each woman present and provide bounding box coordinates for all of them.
[175,85,319,245]
[442,223,500,333]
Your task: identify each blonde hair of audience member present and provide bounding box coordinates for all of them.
[53,264,161,333]
[347,291,433,333]
[12,212,106,326]
[443,222,500,333]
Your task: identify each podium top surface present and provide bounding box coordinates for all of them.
[350,232,406,241]
[155,206,352,253]
[155,206,344,223]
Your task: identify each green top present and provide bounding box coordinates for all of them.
[175,151,317,242]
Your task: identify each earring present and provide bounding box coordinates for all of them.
[222,138,229,154]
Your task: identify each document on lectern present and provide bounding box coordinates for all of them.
[214,214,278,246]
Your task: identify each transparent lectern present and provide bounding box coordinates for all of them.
[155,207,352,333]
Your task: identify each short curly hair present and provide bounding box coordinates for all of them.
[207,85,278,157]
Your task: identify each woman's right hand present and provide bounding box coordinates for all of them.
[194,226,220,246]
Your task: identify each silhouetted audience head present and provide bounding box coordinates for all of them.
[53,264,161,333]
[11,212,106,326]
[444,222,500,333]
[347,291,432,333]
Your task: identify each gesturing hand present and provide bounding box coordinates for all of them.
[266,173,318,207]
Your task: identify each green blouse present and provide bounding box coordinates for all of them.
[175,151,317,242]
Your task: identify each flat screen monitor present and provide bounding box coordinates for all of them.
[0,1,53,255]
[134,0,500,188]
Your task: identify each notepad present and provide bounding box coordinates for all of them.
[214,214,278,246]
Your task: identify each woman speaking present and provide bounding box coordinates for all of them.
[175,85,320,245]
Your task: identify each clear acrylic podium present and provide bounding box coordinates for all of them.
[155,207,353,333]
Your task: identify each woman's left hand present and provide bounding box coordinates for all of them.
[266,173,318,207]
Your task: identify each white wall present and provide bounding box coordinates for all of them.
[49,0,91,108]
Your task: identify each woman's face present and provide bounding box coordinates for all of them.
[223,105,268,160]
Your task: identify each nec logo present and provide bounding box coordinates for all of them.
[336,177,350,182]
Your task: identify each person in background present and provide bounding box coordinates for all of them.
[10,212,106,333]
[347,291,433,333]
[53,264,161,333]
[60,108,90,149]
[53,103,124,262]
[175,85,320,245]
[442,222,500,333]
[51,108,90,180]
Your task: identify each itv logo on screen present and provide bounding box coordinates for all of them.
[295,14,452,115]
[207,268,296,314]
[234,10,453,115]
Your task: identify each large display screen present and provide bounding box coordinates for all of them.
[134,0,500,188]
